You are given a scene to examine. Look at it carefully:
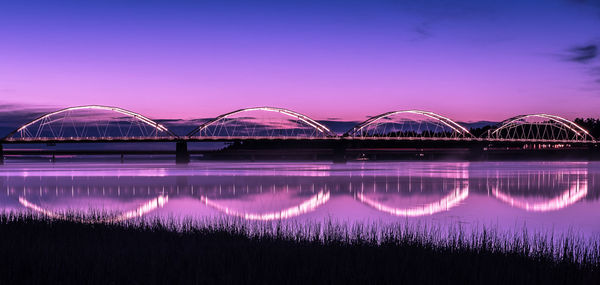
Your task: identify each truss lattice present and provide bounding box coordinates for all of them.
[187,107,334,139]
[4,105,176,141]
[344,110,473,140]
[487,114,595,143]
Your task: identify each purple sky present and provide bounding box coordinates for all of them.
[1,0,600,122]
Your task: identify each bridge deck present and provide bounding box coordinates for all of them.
[1,136,596,144]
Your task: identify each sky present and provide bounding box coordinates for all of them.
[1,0,600,122]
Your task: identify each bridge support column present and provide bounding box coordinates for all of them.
[468,143,488,161]
[333,143,347,163]
[0,144,4,165]
[176,141,190,164]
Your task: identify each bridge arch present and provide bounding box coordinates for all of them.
[187,107,335,138]
[4,105,177,141]
[487,114,594,143]
[344,110,473,139]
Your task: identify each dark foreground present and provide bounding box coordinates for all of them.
[0,215,598,285]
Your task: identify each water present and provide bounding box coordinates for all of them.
[1,161,599,238]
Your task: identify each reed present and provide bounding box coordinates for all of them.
[0,212,598,284]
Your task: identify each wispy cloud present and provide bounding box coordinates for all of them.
[561,42,600,85]
[0,103,53,125]
[566,44,598,63]
[0,103,55,137]
[412,21,434,41]
[0,88,16,93]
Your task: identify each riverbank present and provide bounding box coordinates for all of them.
[0,214,598,284]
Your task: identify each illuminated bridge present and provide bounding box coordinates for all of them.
[0,105,598,163]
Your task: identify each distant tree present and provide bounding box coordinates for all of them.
[468,119,600,139]
[574,118,600,139]
[469,125,494,138]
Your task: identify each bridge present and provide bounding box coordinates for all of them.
[0,105,598,163]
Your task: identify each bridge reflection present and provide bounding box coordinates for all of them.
[199,191,330,221]
[490,170,588,212]
[1,165,595,221]
[18,195,168,222]
[356,186,469,217]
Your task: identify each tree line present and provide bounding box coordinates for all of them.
[467,118,600,139]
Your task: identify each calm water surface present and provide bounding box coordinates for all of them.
[1,161,598,237]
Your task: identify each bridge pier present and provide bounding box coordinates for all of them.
[176,141,190,164]
[468,144,488,161]
[332,144,347,163]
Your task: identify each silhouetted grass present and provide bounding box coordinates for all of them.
[0,212,598,284]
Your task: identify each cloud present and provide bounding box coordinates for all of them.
[412,21,433,41]
[0,103,52,123]
[399,0,500,41]
[562,43,600,86]
[0,103,55,137]
[566,44,598,63]
[591,67,600,84]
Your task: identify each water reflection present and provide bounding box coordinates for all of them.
[489,169,588,212]
[492,183,587,212]
[199,191,330,221]
[18,195,169,222]
[355,167,469,217]
[356,186,469,217]
[0,162,598,235]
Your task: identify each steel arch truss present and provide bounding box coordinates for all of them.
[344,110,473,140]
[187,107,335,139]
[487,114,594,143]
[4,105,176,141]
